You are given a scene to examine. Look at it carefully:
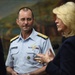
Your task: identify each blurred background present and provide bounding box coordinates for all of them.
[0,0,74,60]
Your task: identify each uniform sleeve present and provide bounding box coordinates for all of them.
[5,45,13,67]
[42,38,55,55]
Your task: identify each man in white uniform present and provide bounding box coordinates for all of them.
[6,7,55,75]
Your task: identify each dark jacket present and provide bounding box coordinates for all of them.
[0,39,6,75]
[46,36,75,75]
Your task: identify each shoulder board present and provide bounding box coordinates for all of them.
[10,35,19,42]
[37,33,48,39]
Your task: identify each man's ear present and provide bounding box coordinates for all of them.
[16,19,19,25]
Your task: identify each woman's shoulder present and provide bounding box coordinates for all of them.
[62,36,75,48]
[66,36,75,43]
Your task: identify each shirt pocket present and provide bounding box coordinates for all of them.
[10,49,19,59]
[26,51,38,64]
[33,46,42,55]
[26,51,41,65]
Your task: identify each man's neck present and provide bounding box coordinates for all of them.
[21,29,32,39]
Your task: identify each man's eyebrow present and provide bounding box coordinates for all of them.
[20,18,32,20]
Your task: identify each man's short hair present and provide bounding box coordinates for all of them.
[18,7,34,18]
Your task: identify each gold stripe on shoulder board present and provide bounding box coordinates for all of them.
[37,33,48,39]
[10,35,19,42]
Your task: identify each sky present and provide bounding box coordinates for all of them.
[0,0,40,19]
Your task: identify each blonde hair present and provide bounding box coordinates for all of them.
[53,2,75,37]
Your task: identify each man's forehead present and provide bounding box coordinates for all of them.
[18,10,32,19]
[19,9,31,13]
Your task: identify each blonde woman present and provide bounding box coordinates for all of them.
[36,2,75,75]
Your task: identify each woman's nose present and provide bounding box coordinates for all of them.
[55,18,58,23]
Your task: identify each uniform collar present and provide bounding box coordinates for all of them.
[29,29,38,41]
[17,29,38,42]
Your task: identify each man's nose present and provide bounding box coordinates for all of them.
[24,20,28,24]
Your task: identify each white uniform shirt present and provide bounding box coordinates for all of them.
[6,29,54,74]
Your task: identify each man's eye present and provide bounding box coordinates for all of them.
[27,18,32,21]
[20,18,32,21]
[21,18,25,21]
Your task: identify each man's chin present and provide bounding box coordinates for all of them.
[23,28,29,31]
[23,28,32,32]
[23,29,31,33]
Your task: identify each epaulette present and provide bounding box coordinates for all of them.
[10,35,19,42]
[37,33,48,39]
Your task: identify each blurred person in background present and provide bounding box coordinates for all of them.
[0,38,6,75]
[36,2,75,75]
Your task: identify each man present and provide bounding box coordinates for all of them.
[6,7,55,75]
[0,38,6,75]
